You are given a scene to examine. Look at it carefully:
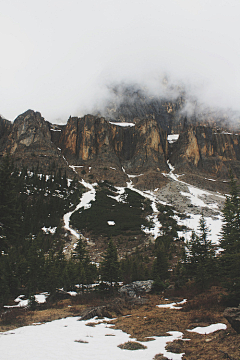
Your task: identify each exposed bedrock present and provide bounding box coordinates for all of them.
[57,114,169,173]
[1,109,240,190]
[169,125,240,181]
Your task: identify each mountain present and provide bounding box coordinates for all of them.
[1,98,240,353]
[1,106,240,194]
[0,104,234,261]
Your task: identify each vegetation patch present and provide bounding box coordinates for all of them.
[70,181,152,238]
[117,341,147,350]
[165,339,185,353]
[85,322,96,327]
[74,339,88,343]
[153,355,168,360]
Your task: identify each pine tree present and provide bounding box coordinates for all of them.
[74,238,97,290]
[0,155,21,252]
[151,243,169,292]
[100,239,119,288]
[152,243,169,281]
[219,173,240,305]
[220,173,240,253]
[185,214,215,289]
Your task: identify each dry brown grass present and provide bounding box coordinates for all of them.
[118,341,147,350]
[111,291,240,359]
[0,288,239,359]
[0,299,86,332]
[180,286,227,313]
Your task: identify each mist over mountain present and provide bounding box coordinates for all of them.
[94,82,240,133]
[1,0,240,124]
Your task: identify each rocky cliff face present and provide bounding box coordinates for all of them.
[1,110,67,171]
[0,110,169,188]
[55,114,169,188]
[57,115,168,172]
[169,125,240,188]
[0,117,12,153]
[1,109,240,191]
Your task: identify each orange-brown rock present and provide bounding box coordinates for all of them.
[57,115,169,174]
[169,125,240,179]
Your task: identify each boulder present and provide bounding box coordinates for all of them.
[118,280,154,297]
[79,298,125,320]
[223,306,240,333]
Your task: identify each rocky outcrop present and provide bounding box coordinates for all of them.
[58,115,168,169]
[118,280,154,297]
[169,125,240,180]
[79,298,125,320]
[56,114,169,176]
[0,117,12,153]
[2,110,68,172]
[223,307,240,333]
[1,110,169,188]
[3,108,240,190]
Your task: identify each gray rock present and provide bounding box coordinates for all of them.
[79,298,125,320]
[223,306,240,333]
[119,280,154,297]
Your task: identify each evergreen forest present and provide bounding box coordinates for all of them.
[0,155,240,307]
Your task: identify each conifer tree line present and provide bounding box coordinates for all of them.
[0,156,150,303]
[0,155,240,306]
[175,172,240,305]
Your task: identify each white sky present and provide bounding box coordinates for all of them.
[1,0,240,123]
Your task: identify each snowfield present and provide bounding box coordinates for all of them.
[0,317,184,360]
[0,315,228,360]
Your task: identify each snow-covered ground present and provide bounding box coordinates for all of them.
[0,314,228,360]
[63,180,97,239]
[0,316,184,360]
[63,159,225,245]
[161,161,225,244]
[121,165,224,244]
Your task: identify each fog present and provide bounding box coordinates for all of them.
[1,0,240,124]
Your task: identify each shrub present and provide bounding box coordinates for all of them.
[118,341,147,350]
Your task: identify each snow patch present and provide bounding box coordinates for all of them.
[42,226,57,234]
[187,323,227,334]
[167,134,179,143]
[157,299,187,310]
[109,121,135,127]
[0,316,184,360]
[4,293,49,308]
[63,181,97,239]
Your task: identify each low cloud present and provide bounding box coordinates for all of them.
[1,0,240,126]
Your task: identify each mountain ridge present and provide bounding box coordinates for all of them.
[1,108,240,193]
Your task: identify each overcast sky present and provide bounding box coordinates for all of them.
[1,0,240,123]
